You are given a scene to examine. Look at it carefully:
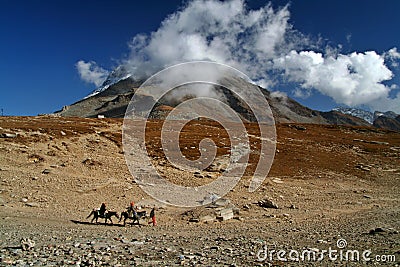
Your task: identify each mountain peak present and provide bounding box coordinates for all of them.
[332,107,374,124]
[56,69,399,132]
[333,107,400,131]
[85,65,132,99]
[374,110,398,120]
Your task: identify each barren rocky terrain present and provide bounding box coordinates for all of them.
[0,116,399,266]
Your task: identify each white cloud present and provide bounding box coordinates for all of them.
[76,0,399,113]
[270,90,287,100]
[123,0,297,83]
[385,47,400,59]
[76,60,109,87]
[384,47,400,67]
[121,0,399,113]
[273,50,396,109]
[293,87,312,99]
[369,92,400,113]
[254,78,274,89]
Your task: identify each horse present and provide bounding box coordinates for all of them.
[87,209,119,224]
[119,210,147,226]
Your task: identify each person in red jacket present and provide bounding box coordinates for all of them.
[148,207,156,226]
[127,201,135,217]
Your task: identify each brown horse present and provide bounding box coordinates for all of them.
[87,209,119,224]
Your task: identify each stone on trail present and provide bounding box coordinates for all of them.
[20,238,35,251]
[0,133,17,138]
[25,202,40,207]
[200,215,216,223]
[257,199,279,209]
[213,198,231,207]
[369,227,386,235]
[217,208,234,221]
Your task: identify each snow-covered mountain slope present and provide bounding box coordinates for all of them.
[84,65,131,99]
[333,107,399,131]
[374,110,399,121]
[56,64,397,130]
[332,107,374,124]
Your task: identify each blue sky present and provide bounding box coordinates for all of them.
[1,0,399,116]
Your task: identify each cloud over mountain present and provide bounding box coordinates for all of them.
[76,0,400,113]
[273,50,394,107]
[76,60,109,87]
[123,0,299,85]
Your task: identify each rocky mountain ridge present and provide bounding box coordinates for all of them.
[333,107,399,131]
[56,76,398,131]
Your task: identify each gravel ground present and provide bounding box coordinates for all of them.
[0,117,399,266]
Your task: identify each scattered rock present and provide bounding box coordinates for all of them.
[213,198,231,207]
[1,257,13,264]
[200,215,216,223]
[234,216,244,221]
[194,173,204,178]
[0,117,397,266]
[271,178,283,184]
[369,227,386,235]
[42,169,51,174]
[25,202,40,207]
[82,158,101,166]
[369,141,389,145]
[29,154,44,163]
[295,125,307,130]
[353,139,389,145]
[47,150,56,156]
[243,204,250,210]
[257,199,279,209]
[217,208,234,221]
[184,198,238,223]
[20,238,35,251]
[0,133,17,138]
[355,163,372,172]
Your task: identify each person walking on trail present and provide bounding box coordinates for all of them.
[149,207,156,226]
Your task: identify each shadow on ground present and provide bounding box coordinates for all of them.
[70,220,126,227]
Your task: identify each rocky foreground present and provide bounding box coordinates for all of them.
[0,116,399,266]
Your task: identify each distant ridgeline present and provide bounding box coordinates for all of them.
[55,70,399,132]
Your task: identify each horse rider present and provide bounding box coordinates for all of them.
[127,201,137,217]
[98,202,107,217]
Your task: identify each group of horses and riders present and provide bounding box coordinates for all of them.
[87,202,156,226]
